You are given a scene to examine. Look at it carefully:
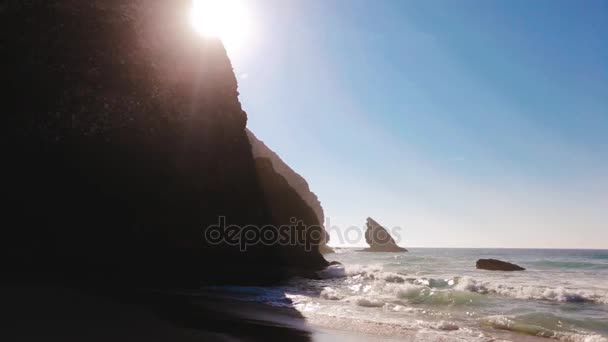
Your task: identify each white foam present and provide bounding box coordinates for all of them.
[382,282,428,299]
[381,272,407,283]
[560,334,608,342]
[316,264,347,279]
[302,312,488,342]
[345,264,384,276]
[317,263,386,280]
[351,296,385,307]
[385,303,421,313]
[453,276,489,294]
[319,264,608,305]
[320,287,343,300]
[483,315,608,342]
[455,277,608,304]
[213,252,608,342]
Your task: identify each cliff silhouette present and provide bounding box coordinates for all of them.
[247,130,334,254]
[2,0,327,287]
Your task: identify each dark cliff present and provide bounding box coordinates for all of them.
[247,130,334,254]
[253,158,327,269]
[2,0,326,286]
[247,130,325,228]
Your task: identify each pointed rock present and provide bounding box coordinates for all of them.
[361,218,407,252]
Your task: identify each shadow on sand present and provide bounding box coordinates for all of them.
[2,281,315,342]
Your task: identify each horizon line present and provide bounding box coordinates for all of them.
[328,245,608,251]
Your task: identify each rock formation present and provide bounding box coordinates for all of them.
[362,218,407,252]
[247,130,334,254]
[318,243,336,255]
[476,259,525,271]
[2,0,327,286]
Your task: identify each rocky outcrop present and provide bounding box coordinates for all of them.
[476,259,525,271]
[2,0,326,286]
[253,158,327,265]
[362,218,407,252]
[247,130,334,254]
[318,244,336,255]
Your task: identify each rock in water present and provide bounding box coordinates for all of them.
[2,0,326,286]
[247,130,334,254]
[476,259,525,271]
[362,218,407,252]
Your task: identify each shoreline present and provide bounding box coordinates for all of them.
[0,281,593,342]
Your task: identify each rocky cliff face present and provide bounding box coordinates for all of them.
[247,130,334,254]
[362,218,408,252]
[247,130,325,228]
[2,0,326,286]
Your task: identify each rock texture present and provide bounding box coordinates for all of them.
[362,218,407,252]
[476,259,526,271]
[2,0,326,286]
[247,130,334,254]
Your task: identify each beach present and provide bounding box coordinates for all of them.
[0,281,399,342]
[198,248,608,341]
[5,248,607,342]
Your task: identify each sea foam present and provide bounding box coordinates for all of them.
[455,276,608,304]
[321,264,608,305]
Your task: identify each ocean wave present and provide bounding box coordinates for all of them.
[528,260,608,270]
[320,287,343,300]
[378,281,489,306]
[483,315,608,342]
[350,296,385,307]
[295,260,608,341]
[300,312,486,341]
[203,285,300,307]
[317,263,384,279]
[589,253,608,260]
[455,276,608,304]
[329,274,489,307]
[318,264,608,305]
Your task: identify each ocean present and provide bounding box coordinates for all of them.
[210,248,608,341]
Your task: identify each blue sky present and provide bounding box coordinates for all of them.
[229,0,607,248]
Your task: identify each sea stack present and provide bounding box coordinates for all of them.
[476,259,526,271]
[362,218,407,252]
[3,0,327,286]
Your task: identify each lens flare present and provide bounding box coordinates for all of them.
[190,0,252,53]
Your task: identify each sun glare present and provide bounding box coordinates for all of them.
[190,0,252,53]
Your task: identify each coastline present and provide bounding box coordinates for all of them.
[0,281,576,342]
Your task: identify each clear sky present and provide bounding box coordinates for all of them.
[228,0,607,249]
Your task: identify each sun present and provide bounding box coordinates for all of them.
[190,0,252,53]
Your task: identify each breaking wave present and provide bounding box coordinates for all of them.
[455,276,608,304]
[483,315,608,342]
[317,264,608,305]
